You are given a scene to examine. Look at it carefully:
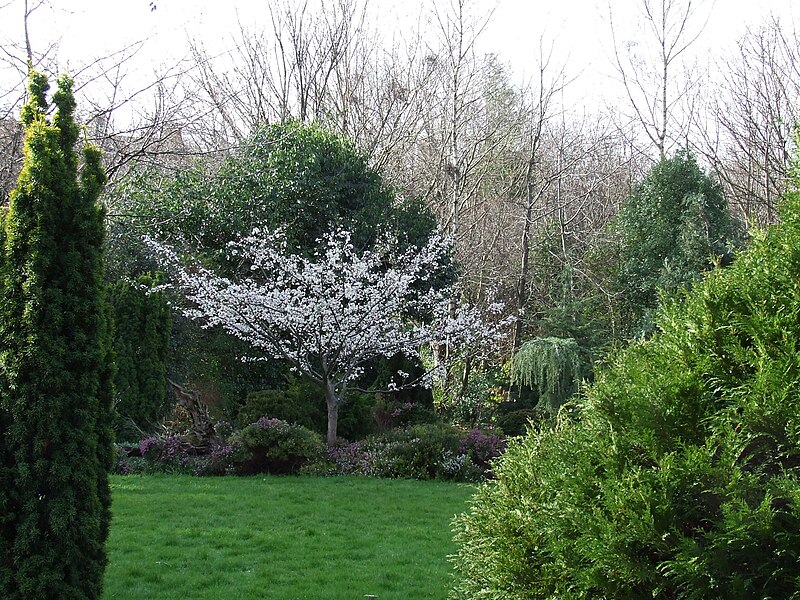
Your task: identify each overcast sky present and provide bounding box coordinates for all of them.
[1,0,797,114]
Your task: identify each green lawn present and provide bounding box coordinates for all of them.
[104,475,475,599]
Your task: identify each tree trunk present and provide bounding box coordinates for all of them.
[324,379,339,448]
[513,162,536,352]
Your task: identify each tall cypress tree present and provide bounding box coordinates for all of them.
[0,70,113,599]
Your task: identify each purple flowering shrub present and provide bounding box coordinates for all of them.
[138,435,195,472]
[192,439,245,476]
[312,424,507,482]
[459,428,508,476]
[112,418,508,481]
[317,438,398,477]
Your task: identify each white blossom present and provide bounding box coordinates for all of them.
[147,227,512,442]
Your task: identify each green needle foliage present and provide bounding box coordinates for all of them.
[0,70,114,599]
[109,273,172,438]
[452,172,800,598]
[511,337,587,416]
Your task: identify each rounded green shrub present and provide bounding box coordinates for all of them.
[452,191,800,598]
[238,385,326,432]
[233,417,324,475]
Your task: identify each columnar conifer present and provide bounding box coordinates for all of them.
[0,70,113,599]
[110,273,171,434]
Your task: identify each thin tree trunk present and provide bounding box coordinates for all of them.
[513,161,535,352]
[324,379,339,448]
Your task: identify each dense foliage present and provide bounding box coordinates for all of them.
[611,150,741,335]
[0,72,113,599]
[108,121,442,415]
[232,418,324,474]
[114,421,506,483]
[452,186,800,597]
[511,337,588,416]
[109,273,172,438]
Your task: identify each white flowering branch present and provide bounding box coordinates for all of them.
[147,228,511,446]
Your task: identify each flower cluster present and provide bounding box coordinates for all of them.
[254,416,291,433]
[316,425,506,482]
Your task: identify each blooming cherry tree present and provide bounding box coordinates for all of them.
[152,229,508,446]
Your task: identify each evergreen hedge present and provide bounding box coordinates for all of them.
[0,71,113,599]
[452,187,800,597]
[109,273,171,437]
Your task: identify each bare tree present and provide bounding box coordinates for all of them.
[697,16,799,225]
[609,0,711,158]
[1,0,60,199]
[0,0,206,198]
[186,0,371,142]
[508,39,569,351]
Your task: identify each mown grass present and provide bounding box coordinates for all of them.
[104,474,475,599]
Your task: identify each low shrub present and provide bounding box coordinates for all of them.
[306,438,393,478]
[312,424,500,482]
[137,435,195,473]
[379,424,467,480]
[459,428,507,476]
[191,439,245,476]
[113,421,505,482]
[232,417,324,475]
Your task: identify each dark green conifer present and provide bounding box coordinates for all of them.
[110,273,172,436]
[0,70,113,599]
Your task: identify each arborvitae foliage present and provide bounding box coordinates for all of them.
[611,150,741,336]
[0,71,112,599]
[452,185,800,598]
[109,273,171,438]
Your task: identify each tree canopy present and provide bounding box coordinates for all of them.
[152,227,506,446]
[111,120,438,273]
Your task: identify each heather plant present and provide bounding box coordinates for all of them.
[377,424,465,480]
[452,188,800,598]
[191,439,244,476]
[137,435,195,473]
[311,438,393,478]
[314,424,497,482]
[458,429,507,476]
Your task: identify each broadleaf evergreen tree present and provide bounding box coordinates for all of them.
[612,150,741,336]
[0,71,113,599]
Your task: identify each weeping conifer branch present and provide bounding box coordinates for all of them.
[511,337,585,413]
